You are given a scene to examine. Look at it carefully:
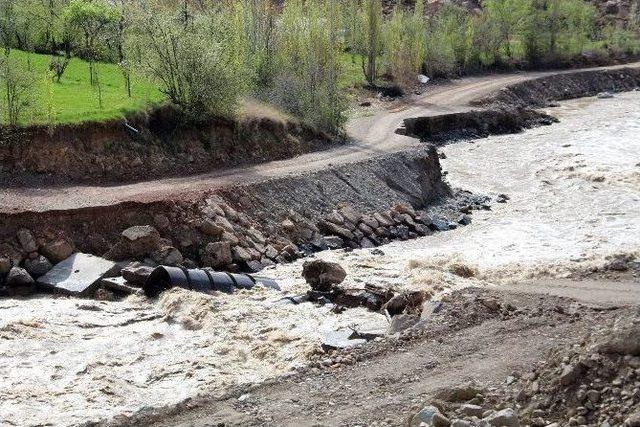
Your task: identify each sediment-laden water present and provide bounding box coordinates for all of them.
[1,93,639,426]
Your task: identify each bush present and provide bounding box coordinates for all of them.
[129,3,251,122]
[0,55,36,126]
[382,0,426,84]
[267,0,345,133]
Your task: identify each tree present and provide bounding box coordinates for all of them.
[483,0,530,59]
[240,0,277,89]
[0,56,35,126]
[64,0,119,85]
[382,0,426,84]
[129,1,250,121]
[270,0,345,132]
[362,0,383,86]
[0,0,17,56]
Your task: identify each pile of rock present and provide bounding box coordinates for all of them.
[0,228,74,296]
[301,258,427,318]
[307,202,459,252]
[410,315,640,427]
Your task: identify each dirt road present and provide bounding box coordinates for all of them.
[2,63,639,214]
[137,277,639,427]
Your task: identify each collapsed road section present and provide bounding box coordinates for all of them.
[1,146,489,299]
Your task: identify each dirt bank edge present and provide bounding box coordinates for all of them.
[0,106,335,185]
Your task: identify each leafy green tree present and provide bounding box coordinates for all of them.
[425,3,473,77]
[64,0,119,85]
[129,1,250,121]
[271,0,345,132]
[0,0,17,55]
[382,0,426,84]
[483,0,530,59]
[362,0,383,86]
[0,55,35,125]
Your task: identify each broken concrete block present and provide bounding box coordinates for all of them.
[38,253,118,297]
[321,329,366,352]
[100,276,142,296]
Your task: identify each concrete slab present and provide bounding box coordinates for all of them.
[38,253,118,297]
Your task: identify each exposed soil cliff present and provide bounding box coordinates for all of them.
[0,107,334,184]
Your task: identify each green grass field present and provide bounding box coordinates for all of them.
[1,50,164,126]
[0,50,368,127]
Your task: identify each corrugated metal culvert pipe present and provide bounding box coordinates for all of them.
[144,266,280,298]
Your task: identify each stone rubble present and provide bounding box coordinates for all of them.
[0,193,487,300]
[409,314,640,427]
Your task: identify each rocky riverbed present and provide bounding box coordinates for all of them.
[1,93,639,426]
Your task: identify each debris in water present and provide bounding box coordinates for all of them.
[143,265,280,298]
[38,253,118,296]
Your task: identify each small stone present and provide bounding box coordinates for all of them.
[411,405,441,427]
[232,246,253,263]
[6,267,35,286]
[586,389,601,404]
[0,257,11,275]
[483,408,519,427]
[153,214,171,230]
[151,246,183,266]
[338,205,362,224]
[559,363,585,386]
[433,412,451,427]
[460,404,484,418]
[23,255,53,278]
[451,421,471,427]
[16,229,37,253]
[458,214,472,226]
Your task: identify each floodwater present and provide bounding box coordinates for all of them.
[1,93,639,426]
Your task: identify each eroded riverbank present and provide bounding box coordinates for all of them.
[1,93,639,426]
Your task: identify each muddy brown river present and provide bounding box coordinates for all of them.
[1,93,639,426]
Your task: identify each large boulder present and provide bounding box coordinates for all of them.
[121,225,161,258]
[151,246,183,266]
[16,229,37,253]
[595,319,640,356]
[483,408,519,427]
[202,242,233,268]
[199,218,225,237]
[41,239,75,264]
[302,259,347,292]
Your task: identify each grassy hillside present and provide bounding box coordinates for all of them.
[1,50,164,126]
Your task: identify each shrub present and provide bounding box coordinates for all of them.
[129,3,251,122]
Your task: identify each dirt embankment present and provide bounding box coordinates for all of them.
[474,67,640,108]
[401,67,640,144]
[0,107,334,184]
[1,147,478,285]
[400,108,557,143]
